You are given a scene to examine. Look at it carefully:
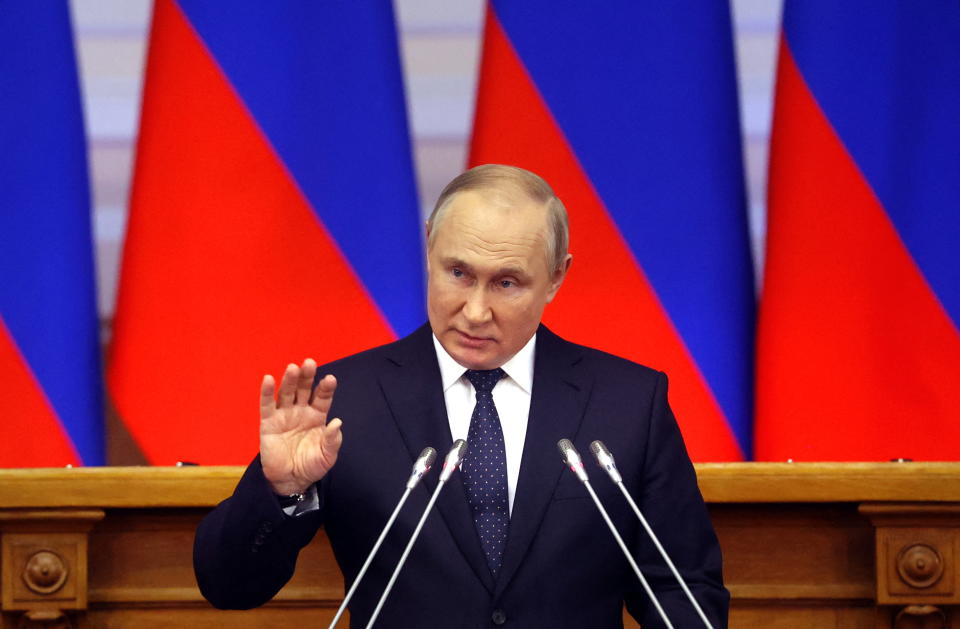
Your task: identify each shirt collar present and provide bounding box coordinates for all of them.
[432,331,536,394]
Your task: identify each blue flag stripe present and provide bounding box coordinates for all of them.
[175,0,425,337]
[0,0,104,464]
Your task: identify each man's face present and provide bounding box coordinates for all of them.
[427,190,569,370]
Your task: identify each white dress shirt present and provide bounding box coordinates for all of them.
[285,334,537,518]
[432,333,535,516]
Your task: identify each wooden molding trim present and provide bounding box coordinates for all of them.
[2,463,960,508]
[728,583,875,601]
[88,586,341,605]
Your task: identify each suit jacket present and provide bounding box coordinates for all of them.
[194,324,728,628]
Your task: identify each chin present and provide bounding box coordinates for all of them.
[452,349,498,370]
[454,354,491,370]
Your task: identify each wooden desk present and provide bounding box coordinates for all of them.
[1,463,958,628]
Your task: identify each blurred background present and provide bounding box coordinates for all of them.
[5,0,957,467]
[76,0,779,323]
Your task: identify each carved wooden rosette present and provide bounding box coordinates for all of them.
[860,503,960,629]
[0,510,104,629]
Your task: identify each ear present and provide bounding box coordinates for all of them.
[545,254,573,303]
[423,219,430,275]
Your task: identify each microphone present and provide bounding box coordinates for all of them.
[438,438,468,482]
[407,446,437,488]
[589,440,715,629]
[557,439,675,629]
[365,440,467,629]
[558,437,590,482]
[327,447,437,629]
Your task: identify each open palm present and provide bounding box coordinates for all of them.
[259,359,343,496]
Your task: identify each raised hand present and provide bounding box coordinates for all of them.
[259,359,343,496]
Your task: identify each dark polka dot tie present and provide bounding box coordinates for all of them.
[460,368,509,577]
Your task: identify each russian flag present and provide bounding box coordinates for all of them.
[755,2,960,460]
[470,2,754,461]
[108,0,424,464]
[0,1,105,466]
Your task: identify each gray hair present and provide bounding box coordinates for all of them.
[427,164,570,273]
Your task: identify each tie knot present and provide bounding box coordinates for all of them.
[465,368,505,394]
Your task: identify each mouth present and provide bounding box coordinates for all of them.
[455,330,494,348]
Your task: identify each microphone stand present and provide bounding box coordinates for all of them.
[590,440,714,629]
[327,447,437,629]
[557,439,675,629]
[364,440,467,629]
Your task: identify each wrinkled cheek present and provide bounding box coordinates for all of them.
[427,292,460,324]
[518,301,541,321]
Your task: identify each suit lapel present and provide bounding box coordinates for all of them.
[494,326,592,598]
[378,325,496,594]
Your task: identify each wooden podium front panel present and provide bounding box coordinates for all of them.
[715,503,878,629]
[1,464,959,628]
[84,510,345,629]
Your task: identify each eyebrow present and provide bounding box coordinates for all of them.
[498,266,529,279]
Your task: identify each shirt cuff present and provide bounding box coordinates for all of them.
[281,483,319,517]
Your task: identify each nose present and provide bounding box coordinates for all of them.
[462,286,492,325]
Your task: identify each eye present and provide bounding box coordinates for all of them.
[451,268,464,278]
[499,279,515,289]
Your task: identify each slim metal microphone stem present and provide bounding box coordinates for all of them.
[329,446,436,629]
[364,478,443,628]
[327,486,412,629]
[590,440,714,629]
[613,482,714,629]
[557,439,674,629]
[365,440,465,629]
[581,480,675,629]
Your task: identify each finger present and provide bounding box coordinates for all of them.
[296,358,317,406]
[259,374,276,420]
[324,417,344,455]
[277,363,299,407]
[310,374,338,414]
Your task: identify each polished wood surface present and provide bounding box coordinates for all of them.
[1,463,958,628]
[4,461,960,507]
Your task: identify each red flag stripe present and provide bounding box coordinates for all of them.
[0,318,81,467]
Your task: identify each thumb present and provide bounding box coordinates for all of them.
[324,418,343,453]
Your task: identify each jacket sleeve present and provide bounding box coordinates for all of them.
[193,455,324,609]
[623,372,730,629]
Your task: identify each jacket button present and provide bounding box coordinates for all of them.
[254,534,265,545]
[491,609,506,625]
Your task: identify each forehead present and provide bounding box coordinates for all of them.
[432,190,551,266]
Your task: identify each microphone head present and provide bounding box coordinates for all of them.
[439,439,467,482]
[589,440,622,483]
[418,447,438,468]
[406,446,438,489]
[557,438,577,461]
[557,438,589,482]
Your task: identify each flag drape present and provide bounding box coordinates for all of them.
[756,2,960,460]
[108,0,424,464]
[469,1,754,461]
[0,1,105,466]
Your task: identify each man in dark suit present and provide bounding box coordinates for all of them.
[194,165,728,627]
